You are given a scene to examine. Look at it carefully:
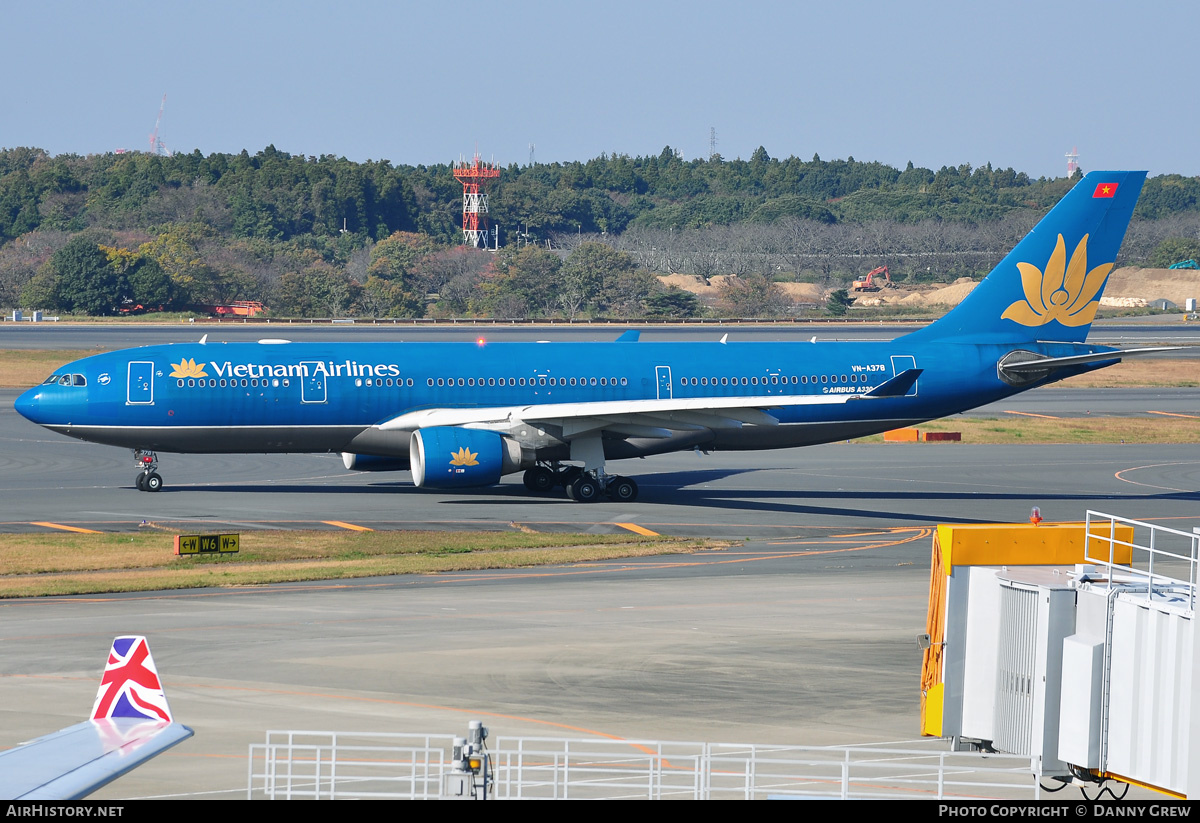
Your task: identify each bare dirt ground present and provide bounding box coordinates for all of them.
[660,268,1200,309]
[1102,267,1200,307]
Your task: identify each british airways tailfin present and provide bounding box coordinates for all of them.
[901,170,1146,344]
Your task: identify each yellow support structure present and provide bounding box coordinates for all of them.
[936,521,1133,569]
[920,522,1133,738]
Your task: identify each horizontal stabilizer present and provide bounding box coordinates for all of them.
[615,330,640,342]
[857,368,923,398]
[998,346,1181,372]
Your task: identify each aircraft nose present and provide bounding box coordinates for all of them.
[14,386,42,423]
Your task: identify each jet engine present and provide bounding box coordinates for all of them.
[341,453,410,472]
[410,427,524,489]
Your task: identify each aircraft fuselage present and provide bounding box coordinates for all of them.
[15,336,1100,459]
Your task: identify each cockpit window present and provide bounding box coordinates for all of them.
[42,373,86,387]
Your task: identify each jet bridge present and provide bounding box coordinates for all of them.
[921,513,1198,798]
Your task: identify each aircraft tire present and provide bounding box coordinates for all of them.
[570,476,600,502]
[135,473,147,491]
[558,466,583,488]
[145,472,163,493]
[523,466,556,492]
[607,476,638,503]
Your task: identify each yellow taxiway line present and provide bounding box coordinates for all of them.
[614,523,660,537]
[322,520,374,532]
[31,522,102,534]
[1003,410,1060,419]
[1148,410,1200,419]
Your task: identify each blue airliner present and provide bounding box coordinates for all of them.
[15,171,1168,502]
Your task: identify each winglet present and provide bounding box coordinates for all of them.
[857,368,923,398]
[91,636,174,723]
[615,330,640,342]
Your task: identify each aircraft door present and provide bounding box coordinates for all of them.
[655,366,672,399]
[127,361,154,405]
[889,355,919,397]
[300,361,327,403]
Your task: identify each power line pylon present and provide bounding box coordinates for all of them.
[149,94,171,157]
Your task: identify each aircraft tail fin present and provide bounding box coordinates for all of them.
[91,635,175,723]
[900,171,1146,344]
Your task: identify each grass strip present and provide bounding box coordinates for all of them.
[856,415,1200,445]
[1057,357,1200,388]
[1,350,110,388]
[2,351,1196,390]
[0,530,714,598]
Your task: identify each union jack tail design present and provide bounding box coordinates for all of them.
[90,636,174,723]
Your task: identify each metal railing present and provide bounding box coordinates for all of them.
[248,731,446,800]
[248,732,1039,800]
[1084,511,1198,613]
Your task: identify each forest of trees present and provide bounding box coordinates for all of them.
[2,144,1199,319]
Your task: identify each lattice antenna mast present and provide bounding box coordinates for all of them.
[149,94,171,156]
[1065,146,1079,178]
[452,153,501,248]
[709,126,717,161]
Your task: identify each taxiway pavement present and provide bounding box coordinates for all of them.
[0,536,936,800]
[1,322,1196,799]
[3,389,1200,536]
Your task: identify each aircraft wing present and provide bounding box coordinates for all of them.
[0,718,193,800]
[378,369,924,439]
[0,636,193,801]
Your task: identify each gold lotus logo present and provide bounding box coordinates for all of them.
[1001,233,1112,327]
[449,447,479,467]
[170,358,208,378]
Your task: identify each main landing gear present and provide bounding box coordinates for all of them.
[522,463,639,503]
[133,449,163,493]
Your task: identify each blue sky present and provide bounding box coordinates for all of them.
[2,1,1195,178]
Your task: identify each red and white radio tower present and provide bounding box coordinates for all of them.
[453,153,500,248]
[1065,146,1079,178]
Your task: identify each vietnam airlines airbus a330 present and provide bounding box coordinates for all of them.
[15,171,1169,502]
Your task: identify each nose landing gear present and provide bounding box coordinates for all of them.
[133,450,163,492]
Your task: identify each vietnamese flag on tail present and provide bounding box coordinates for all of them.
[1093,182,1119,198]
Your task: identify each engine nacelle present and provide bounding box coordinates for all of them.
[410,427,523,489]
[342,452,410,472]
